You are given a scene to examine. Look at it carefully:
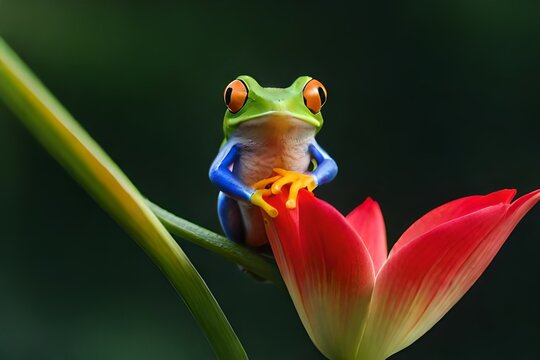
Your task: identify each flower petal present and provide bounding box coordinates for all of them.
[391,189,516,256]
[358,205,507,359]
[357,189,540,359]
[346,197,388,274]
[264,190,375,360]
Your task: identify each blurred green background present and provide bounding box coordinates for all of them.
[1,0,539,359]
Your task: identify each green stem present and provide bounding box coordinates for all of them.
[147,200,281,284]
[0,37,247,359]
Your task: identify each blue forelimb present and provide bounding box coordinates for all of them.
[208,140,254,202]
[309,141,338,186]
[209,139,338,244]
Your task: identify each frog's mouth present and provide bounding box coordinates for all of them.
[236,113,317,135]
[238,111,316,131]
[229,110,321,130]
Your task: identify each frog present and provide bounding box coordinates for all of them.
[209,76,338,248]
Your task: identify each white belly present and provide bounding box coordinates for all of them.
[230,115,316,185]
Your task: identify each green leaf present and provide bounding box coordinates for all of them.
[0,37,247,359]
[147,200,282,284]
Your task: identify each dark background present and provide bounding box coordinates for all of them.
[1,0,539,359]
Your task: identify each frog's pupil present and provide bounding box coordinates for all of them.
[317,87,326,105]
[225,87,233,105]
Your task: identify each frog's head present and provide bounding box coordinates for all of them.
[222,75,327,138]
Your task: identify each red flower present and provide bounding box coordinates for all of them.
[263,188,540,360]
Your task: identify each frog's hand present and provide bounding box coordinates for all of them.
[271,168,317,209]
[251,189,278,218]
[309,141,338,186]
[209,140,277,217]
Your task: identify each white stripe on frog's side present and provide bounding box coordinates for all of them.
[230,114,316,186]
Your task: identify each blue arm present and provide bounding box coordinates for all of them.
[309,141,338,186]
[209,140,254,202]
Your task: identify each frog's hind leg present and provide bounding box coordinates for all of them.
[218,192,270,282]
[217,192,245,244]
[237,203,269,248]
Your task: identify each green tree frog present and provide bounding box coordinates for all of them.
[209,76,337,247]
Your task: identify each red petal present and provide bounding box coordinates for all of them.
[358,189,540,359]
[264,190,375,360]
[391,189,516,256]
[346,197,388,274]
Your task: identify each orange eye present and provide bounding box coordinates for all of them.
[224,79,248,113]
[303,79,327,114]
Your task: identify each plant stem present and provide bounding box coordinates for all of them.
[0,37,247,359]
[147,200,282,284]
